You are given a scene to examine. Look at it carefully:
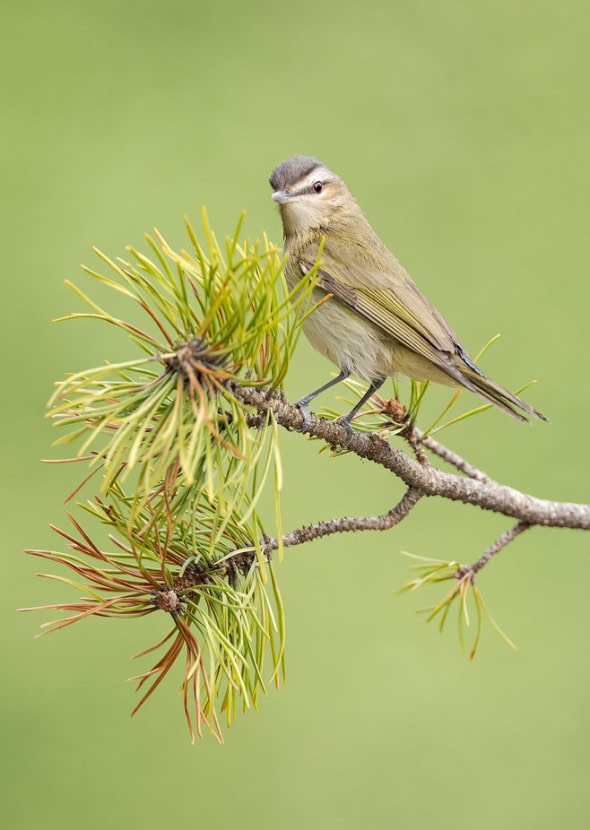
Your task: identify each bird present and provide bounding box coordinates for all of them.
[269,154,546,430]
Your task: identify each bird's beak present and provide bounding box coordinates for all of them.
[271,190,293,205]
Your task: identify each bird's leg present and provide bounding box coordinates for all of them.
[294,369,351,430]
[339,378,386,433]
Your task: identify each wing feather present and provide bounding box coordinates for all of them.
[302,237,466,380]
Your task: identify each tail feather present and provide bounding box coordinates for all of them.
[459,366,548,423]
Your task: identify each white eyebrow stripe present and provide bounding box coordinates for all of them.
[292,167,333,194]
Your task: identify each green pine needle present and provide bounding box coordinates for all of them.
[48,209,317,511]
[25,486,285,743]
[399,551,516,658]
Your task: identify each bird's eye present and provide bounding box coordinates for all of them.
[312,181,323,194]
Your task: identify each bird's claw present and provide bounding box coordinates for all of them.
[336,416,356,436]
[294,402,311,433]
[294,399,357,437]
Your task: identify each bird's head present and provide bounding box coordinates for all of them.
[269,155,355,238]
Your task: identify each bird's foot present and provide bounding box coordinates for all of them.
[294,401,311,433]
[335,415,356,436]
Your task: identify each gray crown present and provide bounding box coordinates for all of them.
[269,155,323,191]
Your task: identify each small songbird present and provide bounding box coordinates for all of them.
[269,154,546,429]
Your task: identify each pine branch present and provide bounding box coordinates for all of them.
[229,383,590,531]
[458,521,531,577]
[411,428,495,483]
[263,488,422,552]
[31,211,589,737]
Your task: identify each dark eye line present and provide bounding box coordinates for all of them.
[289,180,328,197]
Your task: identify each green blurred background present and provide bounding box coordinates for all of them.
[3,0,590,827]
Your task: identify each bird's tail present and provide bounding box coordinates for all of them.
[459,365,547,423]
